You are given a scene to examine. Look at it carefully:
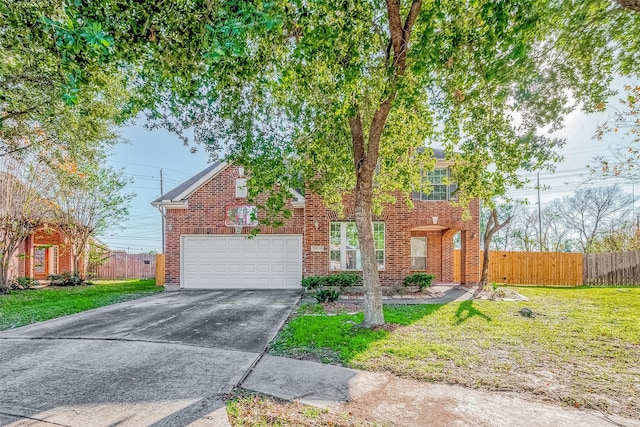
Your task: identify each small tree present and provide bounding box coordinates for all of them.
[0,157,52,291]
[53,165,130,277]
[588,225,640,253]
[480,208,512,289]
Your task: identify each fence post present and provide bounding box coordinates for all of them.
[155,254,165,286]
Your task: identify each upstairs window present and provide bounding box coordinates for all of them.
[235,178,247,198]
[330,222,385,270]
[413,168,456,201]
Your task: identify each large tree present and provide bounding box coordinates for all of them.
[16,0,640,325]
[1,2,132,163]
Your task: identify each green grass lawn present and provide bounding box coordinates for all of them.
[0,279,163,330]
[271,287,640,419]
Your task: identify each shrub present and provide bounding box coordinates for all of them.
[324,273,360,288]
[314,288,341,303]
[8,276,40,290]
[301,273,360,290]
[403,273,435,291]
[301,276,324,290]
[48,271,90,287]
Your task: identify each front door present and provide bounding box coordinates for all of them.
[33,246,58,280]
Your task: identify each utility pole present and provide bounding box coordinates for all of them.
[537,172,542,252]
[160,168,165,254]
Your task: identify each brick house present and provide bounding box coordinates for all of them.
[13,224,74,281]
[152,151,480,289]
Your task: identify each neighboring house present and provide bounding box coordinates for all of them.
[15,224,73,281]
[152,150,480,289]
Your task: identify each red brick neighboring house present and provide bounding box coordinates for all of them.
[13,224,73,281]
[152,151,480,289]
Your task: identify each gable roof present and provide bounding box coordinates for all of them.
[152,148,449,208]
[151,161,226,207]
[151,161,306,208]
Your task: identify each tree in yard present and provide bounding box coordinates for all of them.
[53,165,131,278]
[1,2,132,164]
[0,157,53,292]
[592,85,640,180]
[549,185,635,252]
[480,208,512,288]
[587,226,640,253]
[15,0,640,325]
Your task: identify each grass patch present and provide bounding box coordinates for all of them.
[226,390,379,426]
[271,287,640,419]
[0,279,162,330]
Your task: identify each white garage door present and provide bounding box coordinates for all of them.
[181,235,302,289]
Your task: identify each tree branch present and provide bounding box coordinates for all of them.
[349,111,366,171]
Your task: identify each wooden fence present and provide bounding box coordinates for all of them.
[454,250,640,286]
[454,250,584,286]
[584,250,640,286]
[89,252,156,280]
[155,254,165,286]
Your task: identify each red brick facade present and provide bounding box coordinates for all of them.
[163,164,481,286]
[164,165,305,285]
[15,225,73,280]
[303,192,480,286]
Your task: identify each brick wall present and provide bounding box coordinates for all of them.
[164,164,480,287]
[164,165,304,285]
[17,226,73,279]
[304,192,480,286]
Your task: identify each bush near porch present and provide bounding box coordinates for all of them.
[0,279,162,330]
[270,286,640,419]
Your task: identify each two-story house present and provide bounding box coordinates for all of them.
[152,149,480,289]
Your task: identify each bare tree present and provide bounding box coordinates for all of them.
[0,157,52,291]
[550,185,635,252]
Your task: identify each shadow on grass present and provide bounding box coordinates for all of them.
[454,300,492,325]
[270,302,451,365]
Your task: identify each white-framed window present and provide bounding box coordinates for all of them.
[235,178,247,198]
[411,237,427,270]
[413,168,455,201]
[329,222,385,270]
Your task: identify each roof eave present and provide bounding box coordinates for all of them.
[151,200,189,209]
[173,162,229,201]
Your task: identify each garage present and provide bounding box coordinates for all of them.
[180,235,303,289]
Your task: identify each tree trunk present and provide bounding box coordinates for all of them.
[480,209,512,289]
[0,256,10,292]
[618,0,640,12]
[345,0,423,327]
[354,179,384,327]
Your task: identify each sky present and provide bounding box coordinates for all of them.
[102,123,209,253]
[99,83,638,254]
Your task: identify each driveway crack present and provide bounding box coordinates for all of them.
[0,410,71,426]
[0,335,254,354]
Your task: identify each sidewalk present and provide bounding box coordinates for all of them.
[339,284,479,305]
[241,355,640,427]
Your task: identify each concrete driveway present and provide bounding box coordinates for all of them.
[0,290,300,426]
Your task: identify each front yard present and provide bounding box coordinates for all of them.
[269,287,640,419]
[0,279,162,330]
